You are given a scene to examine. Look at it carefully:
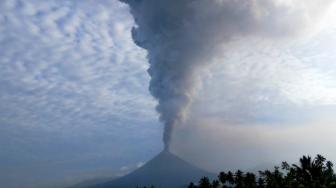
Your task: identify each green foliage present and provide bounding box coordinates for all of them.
[189,155,336,188]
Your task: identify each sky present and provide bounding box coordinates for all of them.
[1,0,336,188]
[0,1,161,188]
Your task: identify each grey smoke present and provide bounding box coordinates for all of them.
[121,0,335,151]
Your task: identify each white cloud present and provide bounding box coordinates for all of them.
[190,33,336,123]
[0,0,156,129]
[0,1,161,188]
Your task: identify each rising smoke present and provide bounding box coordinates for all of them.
[121,0,335,151]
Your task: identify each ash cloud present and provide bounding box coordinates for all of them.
[121,0,335,150]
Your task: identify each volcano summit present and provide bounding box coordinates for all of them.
[88,151,215,188]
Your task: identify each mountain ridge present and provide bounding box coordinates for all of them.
[87,151,216,188]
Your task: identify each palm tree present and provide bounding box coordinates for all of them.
[212,180,220,188]
[326,161,335,184]
[235,170,245,188]
[293,155,313,185]
[245,172,257,188]
[257,177,265,188]
[259,167,284,188]
[188,182,197,188]
[191,154,336,188]
[199,177,211,188]
[227,171,235,185]
[219,171,227,185]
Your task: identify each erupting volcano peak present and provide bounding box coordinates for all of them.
[89,151,215,188]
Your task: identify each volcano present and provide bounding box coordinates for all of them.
[88,151,215,188]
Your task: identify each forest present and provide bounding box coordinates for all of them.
[189,155,336,188]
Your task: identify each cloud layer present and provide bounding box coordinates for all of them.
[0,1,161,187]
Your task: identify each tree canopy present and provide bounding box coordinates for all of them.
[189,155,336,188]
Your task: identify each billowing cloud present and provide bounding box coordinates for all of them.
[122,0,336,150]
[170,23,336,172]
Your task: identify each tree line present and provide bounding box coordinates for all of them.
[189,155,336,188]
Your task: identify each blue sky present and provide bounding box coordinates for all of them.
[0,1,162,187]
[1,0,336,188]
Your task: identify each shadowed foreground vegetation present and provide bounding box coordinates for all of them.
[188,155,336,188]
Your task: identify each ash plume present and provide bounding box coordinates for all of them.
[120,0,335,151]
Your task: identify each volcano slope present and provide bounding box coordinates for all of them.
[89,151,215,188]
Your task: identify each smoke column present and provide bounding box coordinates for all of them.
[120,0,335,151]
